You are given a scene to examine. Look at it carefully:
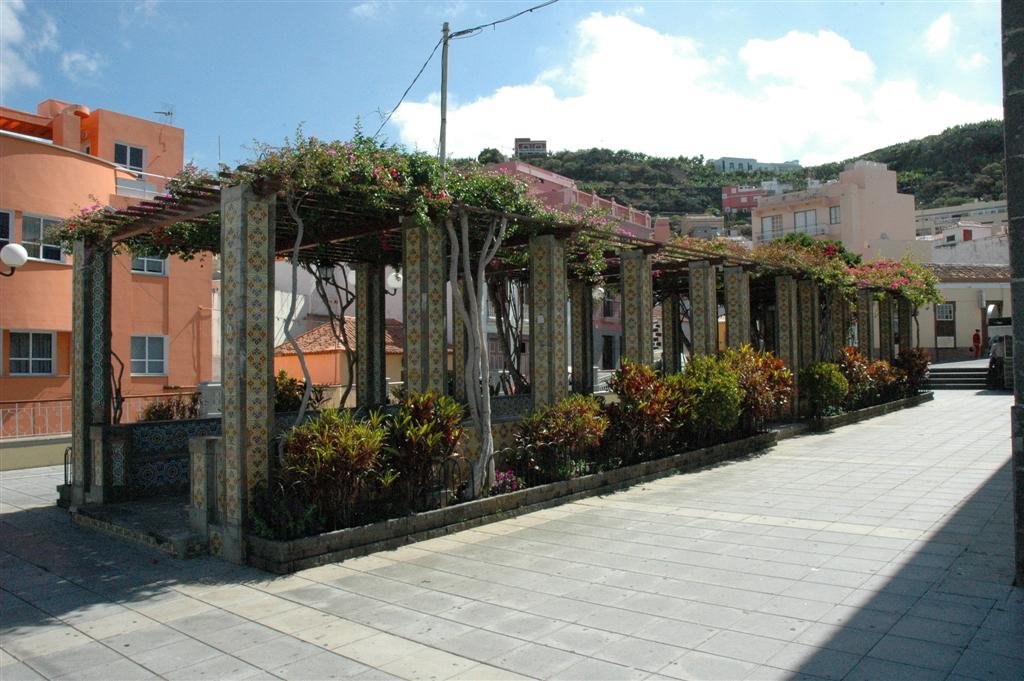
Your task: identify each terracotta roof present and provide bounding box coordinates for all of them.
[275,317,405,356]
[925,263,1011,283]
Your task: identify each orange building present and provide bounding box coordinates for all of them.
[0,99,213,439]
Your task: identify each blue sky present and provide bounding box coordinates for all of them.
[0,1,1003,169]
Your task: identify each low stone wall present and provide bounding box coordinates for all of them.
[819,391,934,430]
[247,431,777,574]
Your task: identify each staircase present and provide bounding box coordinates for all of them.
[924,365,989,390]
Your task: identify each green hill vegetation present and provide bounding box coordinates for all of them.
[485,119,1005,226]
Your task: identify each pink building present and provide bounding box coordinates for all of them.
[721,185,766,214]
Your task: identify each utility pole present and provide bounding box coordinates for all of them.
[439,22,450,181]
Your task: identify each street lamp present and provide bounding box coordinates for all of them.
[0,243,28,277]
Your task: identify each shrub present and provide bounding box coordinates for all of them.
[866,360,907,404]
[515,394,610,482]
[679,356,742,444]
[272,408,388,533]
[893,348,929,395]
[138,392,200,421]
[607,361,674,459]
[384,391,465,510]
[836,347,871,409]
[274,371,326,413]
[799,362,849,420]
[490,470,525,495]
[721,346,793,433]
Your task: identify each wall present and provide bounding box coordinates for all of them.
[915,284,1013,359]
[274,351,404,406]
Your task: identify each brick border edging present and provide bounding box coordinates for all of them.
[246,432,778,574]
[819,391,934,430]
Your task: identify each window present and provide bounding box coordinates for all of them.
[0,210,11,248]
[829,206,841,224]
[794,209,817,229]
[728,162,734,170]
[114,142,144,171]
[935,304,955,321]
[131,255,167,275]
[602,296,615,318]
[761,215,782,235]
[22,215,63,262]
[9,332,54,375]
[740,196,748,204]
[131,336,166,375]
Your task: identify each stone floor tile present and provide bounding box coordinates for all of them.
[271,650,373,679]
[554,657,649,680]
[50,657,158,681]
[696,630,789,665]
[0,662,47,681]
[844,656,948,681]
[163,653,264,680]
[951,647,1024,679]
[593,635,687,672]
[764,641,859,680]
[866,634,963,672]
[21,641,123,679]
[103,623,188,653]
[379,648,480,681]
[2,628,92,659]
[488,643,584,680]
[436,627,528,660]
[658,650,758,680]
[447,663,533,680]
[728,611,814,642]
[888,613,977,647]
[128,637,224,674]
[293,618,381,650]
[333,632,433,668]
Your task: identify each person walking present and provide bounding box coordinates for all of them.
[972,329,982,358]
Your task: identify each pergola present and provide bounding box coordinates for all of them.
[65,170,915,563]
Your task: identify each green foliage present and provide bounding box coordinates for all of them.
[799,363,849,420]
[893,348,930,395]
[678,356,742,443]
[477,148,506,165]
[866,361,907,404]
[721,346,793,433]
[607,360,676,456]
[274,371,326,413]
[514,395,609,482]
[138,392,201,422]
[836,347,872,409]
[384,391,465,510]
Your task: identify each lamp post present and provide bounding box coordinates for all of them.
[0,243,28,277]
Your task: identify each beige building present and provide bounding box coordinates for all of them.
[914,200,1007,238]
[914,264,1011,361]
[752,161,915,257]
[678,214,725,239]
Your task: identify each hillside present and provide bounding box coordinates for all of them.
[516,120,1005,222]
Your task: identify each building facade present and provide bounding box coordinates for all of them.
[914,200,1008,238]
[0,99,213,439]
[711,157,801,173]
[915,264,1012,361]
[752,161,915,257]
[513,137,547,157]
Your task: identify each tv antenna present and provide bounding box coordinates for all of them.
[154,104,175,124]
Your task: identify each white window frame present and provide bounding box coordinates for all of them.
[794,209,818,229]
[114,142,145,172]
[21,214,64,263]
[829,206,841,224]
[8,330,56,376]
[131,254,168,276]
[130,335,168,376]
[935,304,955,321]
[0,209,12,247]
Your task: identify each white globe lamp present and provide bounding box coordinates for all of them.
[0,243,28,276]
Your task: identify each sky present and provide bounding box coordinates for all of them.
[0,0,1004,170]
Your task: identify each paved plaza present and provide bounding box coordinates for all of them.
[1,391,1022,680]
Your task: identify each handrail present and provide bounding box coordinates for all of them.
[0,388,199,406]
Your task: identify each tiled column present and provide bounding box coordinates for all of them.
[724,266,751,349]
[71,242,112,506]
[878,295,895,362]
[355,263,387,407]
[827,288,850,359]
[218,185,275,563]
[897,297,914,354]
[452,282,467,401]
[620,249,654,365]
[569,280,595,393]
[403,222,447,394]
[530,235,569,407]
[857,290,875,359]
[774,276,800,370]
[689,260,719,356]
[797,279,821,367]
[661,293,683,374]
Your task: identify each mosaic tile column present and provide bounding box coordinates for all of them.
[878,295,895,362]
[827,288,851,359]
[897,297,914,354]
[569,280,595,393]
[355,263,387,407]
[774,276,800,370]
[218,185,275,563]
[452,281,467,401]
[857,290,875,360]
[403,222,447,394]
[530,235,569,406]
[797,279,821,367]
[620,249,654,365]
[724,266,751,349]
[689,261,719,357]
[661,293,683,374]
[71,242,112,506]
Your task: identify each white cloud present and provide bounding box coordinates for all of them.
[958,52,989,70]
[119,0,161,28]
[925,13,953,53]
[0,0,58,94]
[390,14,1001,166]
[352,1,388,19]
[61,51,106,83]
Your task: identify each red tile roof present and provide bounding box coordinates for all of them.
[925,263,1010,283]
[275,317,405,356]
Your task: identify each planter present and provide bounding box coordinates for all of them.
[818,391,934,430]
[246,431,778,573]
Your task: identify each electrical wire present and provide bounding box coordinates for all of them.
[373,37,443,139]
